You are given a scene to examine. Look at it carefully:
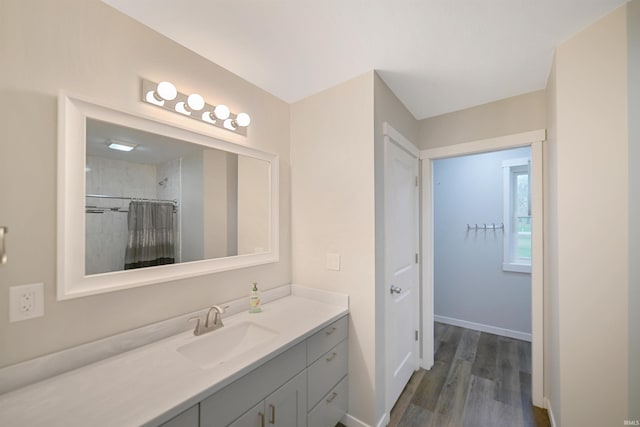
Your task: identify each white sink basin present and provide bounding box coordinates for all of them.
[177,321,279,369]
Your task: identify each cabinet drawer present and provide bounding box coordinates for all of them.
[160,404,199,427]
[307,339,348,409]
[307,376,348,427]
[307,316,348,364]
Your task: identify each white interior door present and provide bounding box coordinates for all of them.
[384,127,419,412]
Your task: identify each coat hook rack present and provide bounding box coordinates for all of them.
[466,223,504,231]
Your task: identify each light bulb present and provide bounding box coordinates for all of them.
[187,94,205,111]
[223,118,237,131]
[201,111,216,124]
[175,102,191,115]
[235,112,251,127]
[156,81,177,101]
[145,90,164,106]
[214,104,230,120]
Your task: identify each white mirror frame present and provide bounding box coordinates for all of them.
[57,94,279,300]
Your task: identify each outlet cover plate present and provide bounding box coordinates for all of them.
[326,253,341,271]
[10,283,44,322]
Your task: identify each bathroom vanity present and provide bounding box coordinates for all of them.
[0,286,349,427]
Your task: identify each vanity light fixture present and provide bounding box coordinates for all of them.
[141,78,250,136]
[108,139,137,152]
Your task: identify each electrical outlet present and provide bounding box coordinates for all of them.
[10,283,44,322]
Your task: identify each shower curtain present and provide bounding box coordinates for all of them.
[124,201,176,269]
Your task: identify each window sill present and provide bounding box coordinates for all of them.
[503,262,531,274]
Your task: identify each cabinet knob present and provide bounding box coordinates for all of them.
[326,352,337,362]
[259,412,265,427]
[326,391,338,403]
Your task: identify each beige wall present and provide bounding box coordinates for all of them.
[549,5,629,425]
[418,90,546,150]
[237,156,270,255]
[181,152,205,262]
[628,0,640,417]
[291,72,377,425]
[203,149,231,259]
[0,0,291,368]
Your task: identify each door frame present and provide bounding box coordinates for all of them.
[383,122,421,417]
[420,129,545,407]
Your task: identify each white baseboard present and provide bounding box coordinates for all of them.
[376,412,389,427]
[434,315,532,342]
[341,413,371,427]
[544,397,557,427]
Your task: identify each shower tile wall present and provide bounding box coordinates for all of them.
[85,156,157,275]
[157,159,181,262]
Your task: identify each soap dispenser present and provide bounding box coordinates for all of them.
[249,282,262,313]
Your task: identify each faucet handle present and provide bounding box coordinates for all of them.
[188,316,204,336]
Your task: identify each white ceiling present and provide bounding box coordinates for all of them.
[103,0,627,119]
[86,118,204,164]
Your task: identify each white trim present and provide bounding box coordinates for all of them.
[421,157,435,371]
[376,412,390,427]
[434,315,532,342]
[544,398,558,427]
[502,263,532,274]
[340,413,372,427]
[502,158,532,273]
[421,130,545,407]
[383,122,420,157]
[420,129,546,160]
[57,94,280,300]
[530,141,544,407]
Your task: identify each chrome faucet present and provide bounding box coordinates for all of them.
[190,305,226,336]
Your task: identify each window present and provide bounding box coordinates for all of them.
[503,158,531,273]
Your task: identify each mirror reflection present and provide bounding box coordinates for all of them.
[85,118,270,275]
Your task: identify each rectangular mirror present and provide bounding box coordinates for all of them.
[58,95,279,300]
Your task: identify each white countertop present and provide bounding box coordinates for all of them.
[0,288,348,427]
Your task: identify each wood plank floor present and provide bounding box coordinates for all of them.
[386,323,551,427]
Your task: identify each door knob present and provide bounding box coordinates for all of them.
[390,285,402,294]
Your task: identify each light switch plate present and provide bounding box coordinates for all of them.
[10,283,45,322]
[326,253,341,271]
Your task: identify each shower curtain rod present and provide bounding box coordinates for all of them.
[86,194,178,206]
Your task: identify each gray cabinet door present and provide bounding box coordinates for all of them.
[264,371,307,427]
